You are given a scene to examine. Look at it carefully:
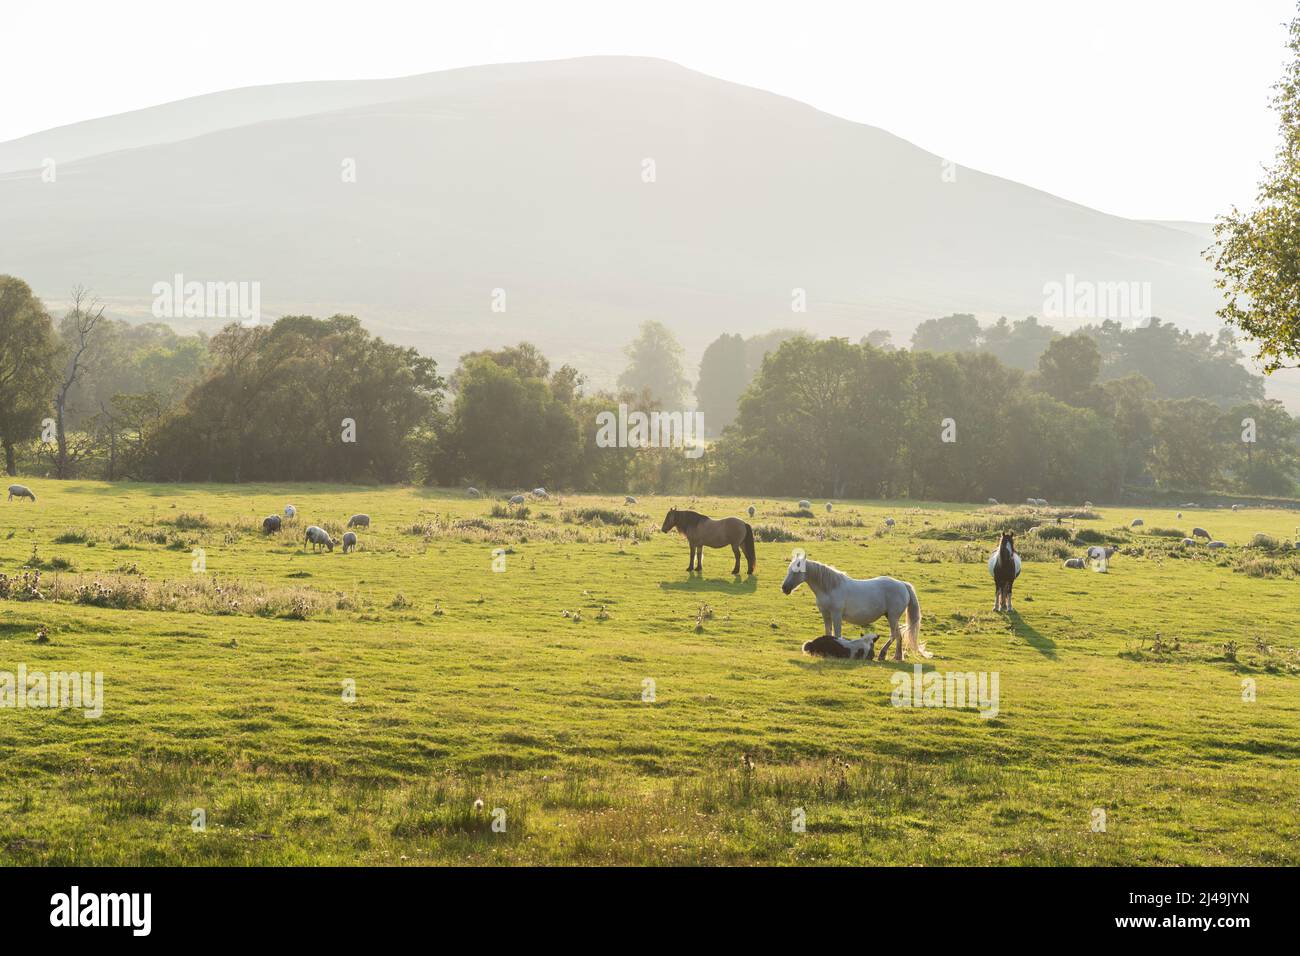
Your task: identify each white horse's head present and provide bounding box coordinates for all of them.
[781,550,808,594]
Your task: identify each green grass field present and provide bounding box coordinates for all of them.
[1,481,1297,865]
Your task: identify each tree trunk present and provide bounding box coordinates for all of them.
[3,440,14,477]
[55,393,69,479]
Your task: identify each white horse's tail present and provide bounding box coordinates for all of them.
[904,582,931,658]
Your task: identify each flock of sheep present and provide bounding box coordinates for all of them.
[262,503,369,554]
[1128,517,1231,550]
[8,480,1293,565]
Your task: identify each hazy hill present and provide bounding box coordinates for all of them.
[0,56,1245,393]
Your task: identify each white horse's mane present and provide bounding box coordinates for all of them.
[802,558,849,592]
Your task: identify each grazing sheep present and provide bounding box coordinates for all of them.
[1038,499,1049,507]
[284,504,296,518]
[1086,545,1117,571]
[1130,518,1144,528]
[1063,557,1086,569]
[347,514,370,529]
[625,495,637,505]
[987,498,998,505]
[1176,512,1182,519]
[1192,527,1211,540]
[509,494,526,505]
[747,505,756,517]
[798,499,811,510]
[342,531,357,553]
[304,526,334,552]
[1025,498,1036,506]
[262,515,282,533]
[7,484,35,502]
[884,517,896,529]
[1181,537,1196,547]
[826,502,833,513]
[532,487,548,498]
[1231,504,1242,511]
[467,487,481,498]
[1182,502,1198,508]
[1083,500,1093,509]
[1207,540,1228,549]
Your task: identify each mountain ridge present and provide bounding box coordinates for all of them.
[0,55,1257,398]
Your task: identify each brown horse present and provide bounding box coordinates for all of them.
[661,508,756,575]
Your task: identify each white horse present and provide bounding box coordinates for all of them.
[781,555,928,660]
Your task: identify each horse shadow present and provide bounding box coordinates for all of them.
[788,654,932,672]
[1008,610,1056,658]
[659,575,759,595]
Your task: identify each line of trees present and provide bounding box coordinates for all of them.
[708,335,1299,500]
[2,274,1298,499]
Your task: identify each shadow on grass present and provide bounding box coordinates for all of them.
[1008,610,1056,658]
[789,655,938,672]
[659,575,759,594]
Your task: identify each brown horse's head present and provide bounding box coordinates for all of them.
[661,508,677,533]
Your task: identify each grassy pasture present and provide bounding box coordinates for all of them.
[1,482,1298,865]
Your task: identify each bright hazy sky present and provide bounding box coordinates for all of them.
[4,0,1294,221]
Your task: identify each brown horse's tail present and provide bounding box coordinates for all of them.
[742,522,757,573]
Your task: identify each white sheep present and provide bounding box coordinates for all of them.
[467,487,481,498]
[7,484,35,502]
[342,531,358,553]
[747,505,756,518]
[1192,527,1211,540]
[347,514,370,529]
[533,487,549,499]
[1231,504,1242,511]
[624,495,637,505]
[884,517,896,530]
[1130,518,1144,528]
[1086,545,1117,572]
[1181,537,1196,547]
[509,494,526,505]
[1207,540,1228,549]
[284,504,296,518]
[987,498,998,505]
[1063,557,1086,569]
[1083,500,1093,509]
[304,526,334,552]
[798,499,811,511]
[1176,512,1182,519]
[825,502,833,513]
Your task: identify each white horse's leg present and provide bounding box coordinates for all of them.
[831,608,843,640]
[819,605,834,637]
[889,611,904,661]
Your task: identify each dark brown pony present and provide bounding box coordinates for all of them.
[661,508,756,575]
